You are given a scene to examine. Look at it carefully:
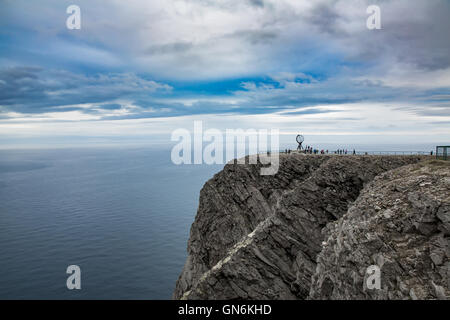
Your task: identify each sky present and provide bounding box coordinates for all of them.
[0,0,449,149]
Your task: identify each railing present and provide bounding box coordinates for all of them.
[354,151,431,155]
[279,150,432,156]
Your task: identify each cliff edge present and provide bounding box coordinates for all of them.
[173,154,449,299]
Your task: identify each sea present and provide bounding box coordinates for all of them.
[0,146,222,299]
[0,143,438,299]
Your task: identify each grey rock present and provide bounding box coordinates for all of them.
[173,154,439,300]
[309,160,450,300]
[173,154,429,299]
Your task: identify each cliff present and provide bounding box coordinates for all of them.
[173,154,449,300]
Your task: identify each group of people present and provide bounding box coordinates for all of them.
[283,147,357,155]
[303,146,324,154]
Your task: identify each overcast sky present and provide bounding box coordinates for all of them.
[0,0,449,148]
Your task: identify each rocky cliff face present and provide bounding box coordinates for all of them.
[309,160,449,299]
[173,155,449,300]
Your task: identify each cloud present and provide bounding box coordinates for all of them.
[357,64,450,89]
[0,67,172,113]
[1,103,449,150]
[2,0,450,81]
[0,0,449,146]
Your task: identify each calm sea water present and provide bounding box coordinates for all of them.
[0,147,222,299]
[0,142,438,299]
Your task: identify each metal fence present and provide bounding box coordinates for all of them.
[436,146,449,160]
[280,150,432,155]
[354,151,430,155]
